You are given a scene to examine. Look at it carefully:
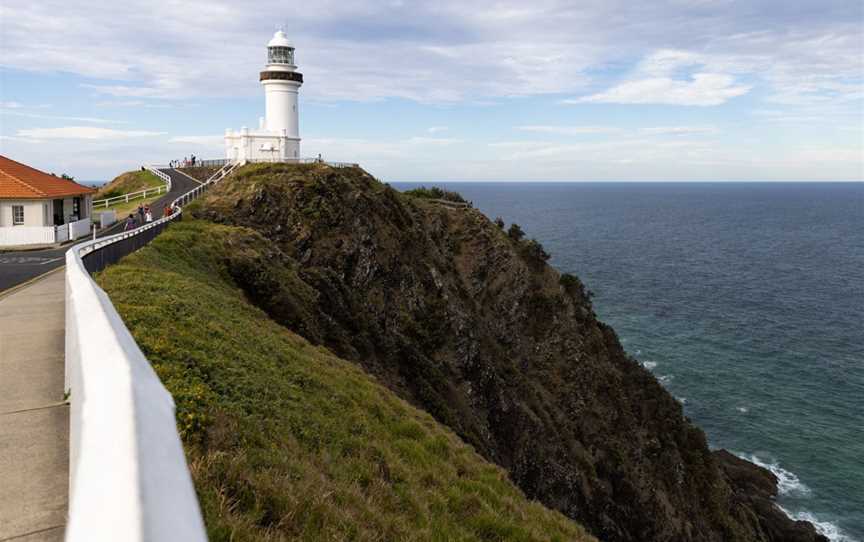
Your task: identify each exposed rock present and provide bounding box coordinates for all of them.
[191,163,826,542]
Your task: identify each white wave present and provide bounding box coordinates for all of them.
[677,397,687,404]
[739,453,810,496]
[658,374,673,384]
[777,505,858,542]
[642,360,657,370]
[634,349,642,356]
[736,406,749,413]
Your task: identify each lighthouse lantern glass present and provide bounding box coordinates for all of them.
[268,46,294,65]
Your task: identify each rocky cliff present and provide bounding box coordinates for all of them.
[190,163,826,542]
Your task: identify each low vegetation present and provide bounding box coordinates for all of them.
[95,170,164,200]
[403,185,467,203]
[96,219,594,542]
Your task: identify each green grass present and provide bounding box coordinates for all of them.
[94,170,167,221]
[95,219,594,542]
[95,170,164,200]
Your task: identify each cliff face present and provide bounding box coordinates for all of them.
[191,163,826,542]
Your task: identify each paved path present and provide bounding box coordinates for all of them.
[0,168,202,294]
[0,270,68,541]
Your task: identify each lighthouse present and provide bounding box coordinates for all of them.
[225,30,304,162]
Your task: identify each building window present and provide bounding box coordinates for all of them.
[268,46,294,65]
[72,197,81,220]
[12,205,24,225]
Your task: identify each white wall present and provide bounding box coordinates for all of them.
[68,218,91,241]
[225,130,300,162]
[0,226,56,246]
[0,200,49,227]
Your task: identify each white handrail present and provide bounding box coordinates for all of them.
[63,160,242,542]
[65,225,206,542]
[91,168,172,209]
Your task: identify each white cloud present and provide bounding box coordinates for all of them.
[518,125,621,135]
[573,72,751,106]
[641,125,718,135]
[427,126,448,133]
[2,110,127,124]
[168,135,225,147]
[16,127,165,140]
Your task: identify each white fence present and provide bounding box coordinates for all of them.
[0,218,91,247]
[91,168,172,209]
[0,226,56,246]
[99,210,117,228]
[244,157,359,168]
[92,185,167,209]
[62,161,240,541]
[68,218,91,241]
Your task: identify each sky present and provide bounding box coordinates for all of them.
[1,0,862,182]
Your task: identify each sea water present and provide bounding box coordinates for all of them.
[394,182,864,541]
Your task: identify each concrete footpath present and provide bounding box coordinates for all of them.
[0,269,68,541]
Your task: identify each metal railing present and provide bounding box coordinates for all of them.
[244,158,360,168]
[79,160,238,273]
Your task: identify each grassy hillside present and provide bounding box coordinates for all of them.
[95,170,164,199]
[95,219,594,542]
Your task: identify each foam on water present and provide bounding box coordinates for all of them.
[740,453,810,496]
[736,406,749,413]
[658,374,673,384]
[642,360,657,370]
[778,505,858,542]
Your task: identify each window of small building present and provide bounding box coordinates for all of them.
[73,197,81,220]
[12,205,24,225]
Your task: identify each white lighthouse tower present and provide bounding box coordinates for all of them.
[225,30,304,162]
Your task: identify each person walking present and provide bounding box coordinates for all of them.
[144,206,153,223]
[163,205,173,218]
[124,214,136,231]
[137,203,145,223]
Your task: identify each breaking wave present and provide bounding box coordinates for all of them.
[740,453,810,496]
[777,505,858,542]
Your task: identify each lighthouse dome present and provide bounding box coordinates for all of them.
[268,30,293,48]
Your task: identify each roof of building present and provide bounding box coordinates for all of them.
[268,30,293,48]
[0,155,95,199]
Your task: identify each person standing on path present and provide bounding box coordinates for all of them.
[137,203,145,224]
[144,206,153,223]
[124,214,136,231]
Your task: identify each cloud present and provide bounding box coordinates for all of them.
[518,125,621,135]
[3,111,127,124]
[573,72,751,106]
[168,135,225,146]
[1,1,861,106]
[16,127,165,140]
[427,126,448,133]
[641,125,718,135]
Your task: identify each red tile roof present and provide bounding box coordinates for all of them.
[0,155,95,199]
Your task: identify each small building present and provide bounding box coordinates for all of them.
[0,155,95,247]
[225,30,303,162]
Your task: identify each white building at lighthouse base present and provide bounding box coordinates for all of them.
[224,122,300,163]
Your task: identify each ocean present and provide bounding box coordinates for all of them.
[393,182,864,542]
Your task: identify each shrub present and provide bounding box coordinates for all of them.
[521,239,550,267]
[494,217,505,229]
[507,223,525,241]
[404,186,467,203]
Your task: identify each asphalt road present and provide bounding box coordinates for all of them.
[0,168,202,293]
